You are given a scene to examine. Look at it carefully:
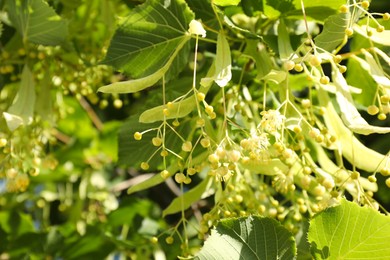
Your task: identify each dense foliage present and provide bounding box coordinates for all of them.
[1,0,390,259]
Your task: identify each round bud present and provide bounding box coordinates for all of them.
[386,178,390,188]
[339,65,347,73]
[160,170,170,179]
[284,60,295,71]
[380,167,390,176]
[182,141,192,152]
[345,28,353,36]
[340,4,348,13]
[380,94,390,103]
[187,167,197,175]
[165,236,174,244]
[303,166,312,175]
[351,171,360,180]
[151,237,158,244]
[0,138,7,147]
[197,92,205,101]
[183,177,192,184]
[200,138,211,148]
[172,119,180,127]
[134,132,142,140]
[196,118,205,127]
[367,105,379,115]
[208,153,219,164]
[160,150,169,157]
[229,150,241,163]
[320,76,330,84]
[383,12,390,21]
[376,26,385,33]
[113,99,123,109]
[166,102,173,109]
[152,137,162,146]
[141,162,150,170]
[174,173,186,183]
[293,125,302,134]
[334,55,342,64]
[378,113,387,120]
[302,99,311,108]
[368,175,377,183]
[361,1,369,9]
[309,55,322,67]
[293,64,303,73]
[163,108,169,116]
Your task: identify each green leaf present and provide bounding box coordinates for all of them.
[277,19,294,60]
[214,32,232,87]
[333,69,390,135]
[309,199,390,259]
[6,0,68,45]
[267,0,295,14]
[262,69,287,84]
[98,37,188,94]
[315,12,349,52]
[3,65,35,131]
[213,0,241,6]
[195,216,296,259]
[139,62,215,123]
[346,56,377,107]
[244,40,273,79]
[102,0,194,80]
[163,177,213,216]
[285,0,346,21]
[241,158,289,175]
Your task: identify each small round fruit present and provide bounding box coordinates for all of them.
[197,92,205,101]
[383,12,390,21]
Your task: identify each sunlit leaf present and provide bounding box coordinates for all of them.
[6,0,68,45]
[241,158,289,175]
[98,38,188,94]
[163,177,213,216]
[195,216,296,259]
[333,69,390,135]
[3,66,35,131]
[315,12,349,51]
[354,25,390,46]
[363,49,390,87]
[103,0,194,81]
[139,63,215,123]
[262,69,287,84]
[213,32,232,87]
[318,88,387,172]
[244,40,273,79]
[213,0,241,6]
[309,199,390,259]
[278,19,294,60]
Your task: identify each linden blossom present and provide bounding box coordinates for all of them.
[188,20,206,38]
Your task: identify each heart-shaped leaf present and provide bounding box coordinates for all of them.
[195,216,296,259]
